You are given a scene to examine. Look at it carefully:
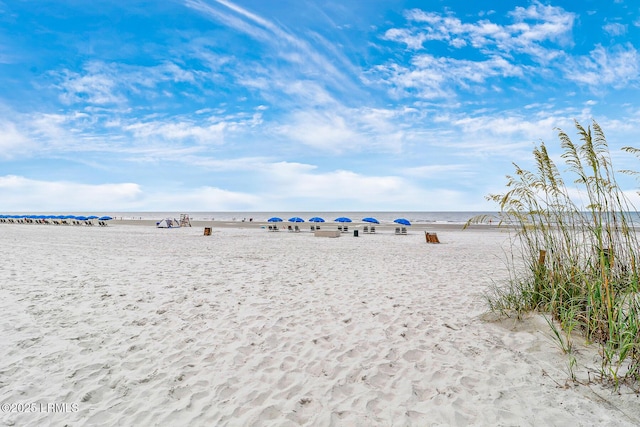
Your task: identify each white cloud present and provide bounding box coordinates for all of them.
[402,164,474,179]
[124,120,227,145]
[186,0,356,96]
[399,3,575,59]
[564,44,640,88]
[603,22,626,37]
[144,185,262,211]
[374,54,522,99]
[0,121,34,157]
[376,2,576,99]
[0,175,142,211]
[55,61,202,106]
[275,106,406,154]
[57,69,125,105]
[383,28,430,50]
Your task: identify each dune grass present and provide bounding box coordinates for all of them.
[468,120,640,389]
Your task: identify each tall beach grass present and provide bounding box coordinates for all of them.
[469,120,640,389]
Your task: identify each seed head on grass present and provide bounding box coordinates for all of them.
[469,120,640,390]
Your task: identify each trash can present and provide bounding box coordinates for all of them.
[353,229,359,237]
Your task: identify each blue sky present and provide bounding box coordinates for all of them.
[1,0,640,212]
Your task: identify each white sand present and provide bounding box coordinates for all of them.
[1,223,639,426]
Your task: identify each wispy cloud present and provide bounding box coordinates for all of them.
[377,2,576,99]
[390,2,575,58]
[0,120,34,158]
[564,44,640,88]
[372,54,523,100]
[54,61,202,106]
[603,22,626,37]
[274,105,408,154]
[184,0,361,100]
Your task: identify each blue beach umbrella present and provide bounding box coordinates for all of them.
[288,217,304,223]
[362,217,380,224]
[394,218,411,226]
[98,216,113,221]
[334,217,352,223]
[267,217,283,222]
[308,217,325,223]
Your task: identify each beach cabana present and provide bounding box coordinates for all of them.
[308,216,324,231]
[98,216,112,226]
[394,218,411,235]
[267,217,283,232]
[157,218,179,228]
[335,217,351,233]
[288,217,304,232]
[362,217,379,234]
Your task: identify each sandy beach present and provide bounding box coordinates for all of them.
[1,222,639,426]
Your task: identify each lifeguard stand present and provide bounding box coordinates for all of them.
[180,213,192,227]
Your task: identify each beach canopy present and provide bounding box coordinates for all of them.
[334,217,352,223]
[288,217,304,222]
[362,217,379,224]
[394,218,411,226]
[157,218,179,228]
[267,217,283,222]
[308,217,325,223]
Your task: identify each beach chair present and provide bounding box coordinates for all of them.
[395,227,401,235]
[287,225,293,232]
[338,225,343,232]
[310,225,315,231]
[343,226,349,233]
[363,225,369,233]
[370,226,376,233]
[425,232,440,243]
[294,225,300,232]
[401,227,407,235]
[316,225,321,230]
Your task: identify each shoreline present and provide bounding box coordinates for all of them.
[111,218,496,231]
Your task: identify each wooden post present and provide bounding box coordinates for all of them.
[538,249,546,266]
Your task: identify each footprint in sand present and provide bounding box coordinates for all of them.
[402,349,425,362]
